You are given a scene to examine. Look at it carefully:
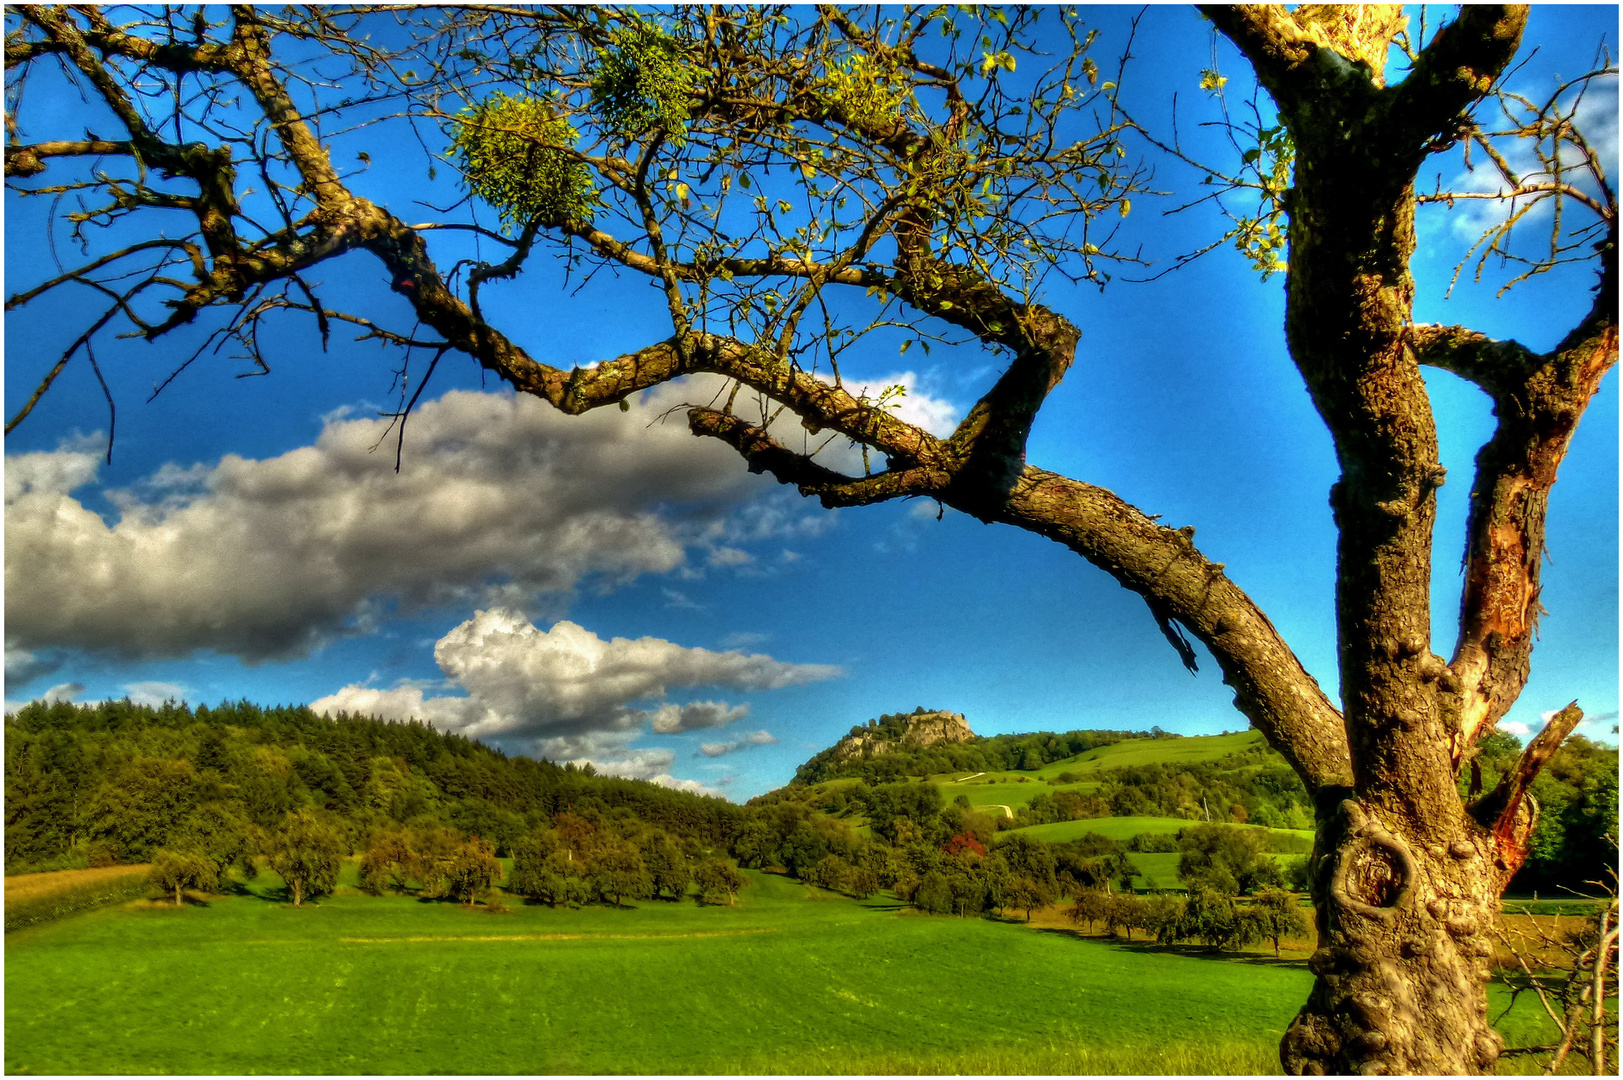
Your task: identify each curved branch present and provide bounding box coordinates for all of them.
[1413,235,1618,757]
[985,467,1353,791]
[5,139,133,178]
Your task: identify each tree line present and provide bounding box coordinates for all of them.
[4,699,745,878]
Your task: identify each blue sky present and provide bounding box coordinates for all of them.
[5,5,1617,798]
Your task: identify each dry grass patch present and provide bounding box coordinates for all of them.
[5,864,154,932]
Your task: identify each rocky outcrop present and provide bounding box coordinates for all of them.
[833,710,974,760]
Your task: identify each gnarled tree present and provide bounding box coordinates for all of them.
[5,5,1615,1073]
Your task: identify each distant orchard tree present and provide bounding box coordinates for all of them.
[728,820,776,870]
[1143,894,1187,945]
[804,854,851,894]
[1071,888,1111,934]
[643,834,691,901]
[993,833,1058,888]
[1178,883,1266,953]
[1252,888,1312,959]
[88,757,199,862]
[148,849,217,907]
[1006,875,1056,923]
[847,865,881,901]
[694,859,748,907]
[1105,893,1152,941]
[913,870,953,916]
[1176,824,1281,896]
[589,840,651,907]
[358,832,414,895]
[261,811,344,906]
[444,836,503,905]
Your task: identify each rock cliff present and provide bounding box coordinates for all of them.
[832,710,975,760]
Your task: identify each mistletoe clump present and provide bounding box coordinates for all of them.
[591,20,696,143]
[450,93,594,228]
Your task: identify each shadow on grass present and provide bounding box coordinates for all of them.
[1028,924,1311,968]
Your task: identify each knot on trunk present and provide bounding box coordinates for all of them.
[1329,800,1417,920]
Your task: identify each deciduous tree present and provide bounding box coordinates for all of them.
[693,857,748,907]
[4,5,1614,1072]
[1252,886,1311,959]
[148,849,218,906]
[260,810,344,906]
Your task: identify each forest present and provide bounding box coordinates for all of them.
[3,697,744,879]
[7,698,1611,904]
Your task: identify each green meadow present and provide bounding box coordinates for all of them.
[928,731,1275,816]
[1036,731,1268,776]
[5,868,1565,1075]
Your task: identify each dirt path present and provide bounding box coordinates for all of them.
[955,772,985,782]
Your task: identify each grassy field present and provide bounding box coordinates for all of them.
[929,731,1274,815]
[1010,816,1313,846]
[5,865,1575,1075]
[6,867,1317,1075]
[1036,731,1268,777]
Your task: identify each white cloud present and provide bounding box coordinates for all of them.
[1500,720,1532,737]
[648,701,751,733]
[40,682,84,704]
[311,610,838,776]
[124,681,189,708]
[5,384,814,664]
[698,730,780,757]
[708,547,754,567]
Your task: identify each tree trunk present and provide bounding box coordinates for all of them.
[1282,797,1511,1075]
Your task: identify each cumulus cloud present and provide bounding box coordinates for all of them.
[648,701,751,733]
[311,610,836,781]
[40,682,85,704]
[5,383,822,664]
[699,730,780,757]
[5,364,959,674]
[124,681,189,708]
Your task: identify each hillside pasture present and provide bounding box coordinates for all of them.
[5,867,1325,1075]
[5,866,1577,1074]
[928,731,1277,815]
[1035,731,1268,778]
[1011,816,1312,847]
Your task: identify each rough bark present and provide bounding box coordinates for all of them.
[1203,6,1615,1073]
